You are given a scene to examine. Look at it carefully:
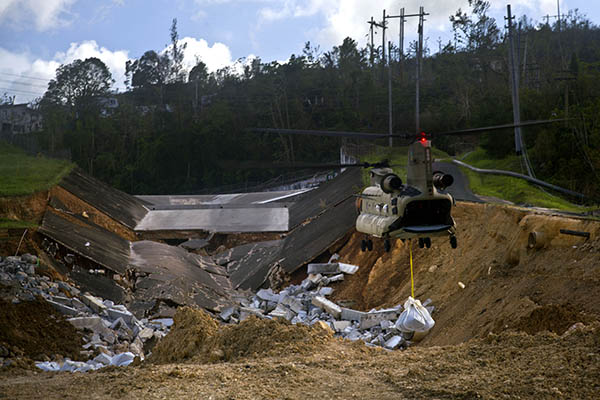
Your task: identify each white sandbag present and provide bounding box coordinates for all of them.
[394,296,435,333]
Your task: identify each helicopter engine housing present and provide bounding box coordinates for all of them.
[432,172,454,191]
[381,173,403,193]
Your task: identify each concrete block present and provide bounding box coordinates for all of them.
[82,294,107,314]
[239,306,264,320]
[384,335,404,350]
[307,263,339,275]
[313,320,334,335]
[360,310,400,330]
[49,295,72,306]
[219,306,236,322]
[256,288,280,303]
[326,274,344,283]
[110,352,135,367]
[107,307,134,325]
[340,307,366,321]
[70,297,88,311]
[93,353,112,366]
[268,304,294,321]
[338,263,359,274]
[46,299,78,316]
[281,295,305,313]
[311,296,342,319]
[137,327,154,341]
[332,320,351,332]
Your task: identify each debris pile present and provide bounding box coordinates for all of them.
[0,254,171,372]
[219,258,435,350]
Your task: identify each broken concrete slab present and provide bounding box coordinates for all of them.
[311,296,342,319]
[384,335,404,350]
[110,352,135,367]
[107,307,134,325]
[46,299,78,316]
[307,263,340,275]
[338,263,359,274]
[82,294,107,314]
[332,320,351,332]
[340,308,366,322]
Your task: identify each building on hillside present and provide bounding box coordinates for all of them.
[0,103,43,135]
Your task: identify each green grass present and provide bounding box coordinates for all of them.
[460,148,588,212]
[0,218,38,229]
[0,141,74,196]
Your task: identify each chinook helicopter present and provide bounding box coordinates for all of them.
[252,119,564,253]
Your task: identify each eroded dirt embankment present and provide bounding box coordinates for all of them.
[331,202,600,346]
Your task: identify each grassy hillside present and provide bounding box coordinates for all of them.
[460,148,587,212]
[0,141,74,197]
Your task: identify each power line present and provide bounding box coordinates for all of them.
[0,87,45,96]
[0,79,48,89]
[0,71,51,81]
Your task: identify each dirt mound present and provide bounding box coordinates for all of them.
[150,306,219,363]
[513,304,593,335]
[151,307,333,364]
[0,297,84,361]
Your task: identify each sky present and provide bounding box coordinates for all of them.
[0,0,599,103]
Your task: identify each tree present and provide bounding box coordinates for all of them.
[189,60,208,83]
[168,18,187,83]
[43,57,113,110]
[125,50,170,88]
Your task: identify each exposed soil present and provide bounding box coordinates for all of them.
[332,202,600,347]
[0,297,84,363]
[151,307,332,364]
[48,186,137,241]
[1,200,599,398]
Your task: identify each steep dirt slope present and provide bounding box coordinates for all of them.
[332,202,600,346]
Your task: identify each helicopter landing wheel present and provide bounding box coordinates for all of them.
[361,239,367,252]
[418,238,425,248]
[384,239,391,253]
[367,239,373,251]
[424,237,431,248]
[450,235,457,249]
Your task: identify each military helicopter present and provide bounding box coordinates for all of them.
[252,119,564,253]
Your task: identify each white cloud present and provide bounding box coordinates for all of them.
[255,0,562,50]
[172,36,236,73]
[0,40,129,103]
[0,0,78,31]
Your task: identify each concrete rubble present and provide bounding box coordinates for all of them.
[218,257,435,350]
[0,254,171,372]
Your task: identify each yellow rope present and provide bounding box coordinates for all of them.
[409,240,415,298]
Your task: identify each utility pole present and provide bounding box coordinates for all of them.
[506,5,522,156]
[416,6,424,134]
[382,9,387,80]
[506,5,534,178]
[399,7,405,64]
[388,40,393,147]
[385,7,429,136]
[368,16,376,66]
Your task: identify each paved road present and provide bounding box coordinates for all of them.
[433,161,483,203]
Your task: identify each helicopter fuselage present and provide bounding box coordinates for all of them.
[355,138,456,243]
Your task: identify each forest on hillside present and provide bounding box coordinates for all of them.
[11,1,600,197]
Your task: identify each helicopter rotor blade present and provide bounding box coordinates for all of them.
[431,119,571,137]
[217,159,399,170]
[249,128,412,139]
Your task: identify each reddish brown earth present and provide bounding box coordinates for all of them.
[0,200,599,399]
